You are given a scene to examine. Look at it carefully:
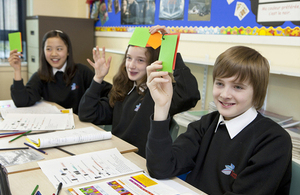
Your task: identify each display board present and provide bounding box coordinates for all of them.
[87,0,300,36]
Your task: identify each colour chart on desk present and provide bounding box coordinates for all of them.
[68,173,181,195]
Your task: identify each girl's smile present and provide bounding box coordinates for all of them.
[125,46,148,85]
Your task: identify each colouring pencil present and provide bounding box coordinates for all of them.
[55,147,75,156]
[0,147,29,151]
[31,185,39,195]
[0,132,26,139]
[24,142,48,155]
[8,130,32,143]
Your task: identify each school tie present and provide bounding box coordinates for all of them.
[55,71,64,82]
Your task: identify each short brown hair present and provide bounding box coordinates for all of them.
[213,46,270,110]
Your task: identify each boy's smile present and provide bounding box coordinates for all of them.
[213,76,254,120]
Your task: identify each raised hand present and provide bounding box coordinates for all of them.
[87,46,112,84]
[149,25,170,35]
[146,61,173,121]
[8,49,23,81]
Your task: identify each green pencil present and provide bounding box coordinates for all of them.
[8,130,32,143]
[31,184,39,195]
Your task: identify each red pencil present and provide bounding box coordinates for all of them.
[0,132,26,139]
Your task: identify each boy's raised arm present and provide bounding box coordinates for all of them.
[146,61,173,121]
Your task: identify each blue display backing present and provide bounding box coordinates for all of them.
[95,0,299,29]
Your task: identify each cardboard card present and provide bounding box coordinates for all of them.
[8,32,22,52]
[147,32,162,49]
[235,2,249,21]
[128,28,150,47]
[158,34,179,73]
[170,33,180,70]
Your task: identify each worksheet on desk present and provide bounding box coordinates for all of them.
[0,113,72,130]
[0,101,75,130]
[38,148,143,188]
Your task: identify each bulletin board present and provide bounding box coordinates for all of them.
[88,0,300,36]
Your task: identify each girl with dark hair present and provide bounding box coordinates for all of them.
[9,30,111,114]
[78,25,200,157]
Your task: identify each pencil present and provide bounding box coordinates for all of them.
[55,147,75,156]
[0,131,26,135]
[0,147,29,151]
[0,132,26,139]
[31,184,39,195]
[24,142,48,155]
[8,130,32,143]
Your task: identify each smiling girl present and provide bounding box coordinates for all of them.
[9,30,111,114]
[78,25,200,157]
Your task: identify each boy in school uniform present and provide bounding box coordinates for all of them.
[146,46,292,194]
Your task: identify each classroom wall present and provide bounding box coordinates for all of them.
[27,0,88,18]
[28,0,300,121]
[95,35,300,121]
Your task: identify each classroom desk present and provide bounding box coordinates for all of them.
[8,152,207,195]
[0,101,138,174]
[56,111,138,156]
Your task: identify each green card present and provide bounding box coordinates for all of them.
[8,32,22,52]
[128,28,150,47]
[158,35,178,73]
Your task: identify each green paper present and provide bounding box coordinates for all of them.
[8,32,22,52]
[158,35,178,73]
[128,28,150,47]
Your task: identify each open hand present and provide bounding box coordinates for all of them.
[87,46,112,83]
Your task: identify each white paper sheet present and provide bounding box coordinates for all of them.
[0,113,72,131]
[38,148,143,188]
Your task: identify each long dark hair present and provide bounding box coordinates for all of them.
[109,45,160,107]
[38,30,77,85]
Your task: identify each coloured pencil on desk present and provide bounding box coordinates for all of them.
[0,131,26,136]
[0,132,26,138]
[0,147,29,151]
[24,142,48,155]
[55,147,75,156]
[8,130,32,143]
[31,184,39,195]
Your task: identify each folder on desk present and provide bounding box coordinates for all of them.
[26,127,112,149]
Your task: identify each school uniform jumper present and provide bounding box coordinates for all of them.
[11,63,111,114]
[146,111,292,195]
[78,53,201,157]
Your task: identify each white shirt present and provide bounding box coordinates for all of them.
[215,107,258,139]
[127,82,147,95]
[52,62,67,75]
